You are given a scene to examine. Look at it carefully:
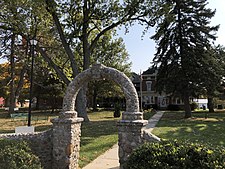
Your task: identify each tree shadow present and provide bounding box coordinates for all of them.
[80,120,118,147]
[153,111,225,147]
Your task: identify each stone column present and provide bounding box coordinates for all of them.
[118,112,148,169]
[51,111,83,169]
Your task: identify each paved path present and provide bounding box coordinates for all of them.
[144,111,164,133]
[82,144,119,169]
[82,111,164,169]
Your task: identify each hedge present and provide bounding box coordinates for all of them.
[125,140,225,169]
[0,139,42,169]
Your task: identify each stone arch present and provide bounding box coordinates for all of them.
[52,64,148,169]
[62,64,142,120]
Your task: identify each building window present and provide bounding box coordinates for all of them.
[146,81,152,91]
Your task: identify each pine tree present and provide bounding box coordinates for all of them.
[152,0,219,118]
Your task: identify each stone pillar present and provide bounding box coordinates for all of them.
[51,111,83,169]
[118,112,148,169]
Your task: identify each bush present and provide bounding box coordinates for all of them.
[190,102,198,110]
[114,102,121,118]
[151,104,158,110]
[217,105,223,109]
[167,104,182,111]
[125,140,225,169]
[0,139,42,169]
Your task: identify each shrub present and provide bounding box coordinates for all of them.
[0,139,42,169]
[151,104,158,110]
[125,140,225,169]
[217,105,223,109]
[167,104,182,111]
[114,102,121,118]
[190,102,198,110]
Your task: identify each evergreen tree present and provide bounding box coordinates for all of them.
[152,0,219,117]
[204,45,225,112]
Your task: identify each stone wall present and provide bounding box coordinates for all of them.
[118,120,147,168]
[0,130,53,169]
[51,111,83,169]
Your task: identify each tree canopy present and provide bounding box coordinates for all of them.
[0,0,157,120]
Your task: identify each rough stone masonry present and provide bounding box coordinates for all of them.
[61,64,149,169]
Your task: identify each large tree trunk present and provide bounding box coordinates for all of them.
[15,65,27,107]
[92,88,98,111]
[183,93,192,118]
[76,88,89,122]
[208,97,214,113]
[45,1,90,121]
[38,46,89,121]
[9,33,16,114]
[83,0,90,70]
[36,95,40,110]
[45,0,79,75]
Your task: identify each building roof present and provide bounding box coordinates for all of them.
[142,67,157,75]
[131,72,141,83]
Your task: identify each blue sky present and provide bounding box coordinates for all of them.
[118,0,225,73]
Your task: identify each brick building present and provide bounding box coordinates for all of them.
[131,67,186,110]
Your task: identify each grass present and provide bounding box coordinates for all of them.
[143,110,157,120]
[152,111,225,147]
[79,110,155,168]
[0,109,58,133]
[79,111,120,168]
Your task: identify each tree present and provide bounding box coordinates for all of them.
[88,34,131,110]
[32,67,65,113]
[196,45,225,113]
[206,45,225,112]
[0,62,30,109]
[0,0,156,121]
[37,0,156,121]
[0,0,42,113]
[152,0,219,118]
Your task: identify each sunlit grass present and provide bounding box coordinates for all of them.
[79,110,120,168]
[0,110,58,133]
[152,111,225,147]
[79,109,156,168]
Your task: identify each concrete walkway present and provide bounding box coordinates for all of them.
[144,111,164,133]
[82,111,164,169]
[82,144,119,169]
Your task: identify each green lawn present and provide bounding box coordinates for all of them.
[0,109,58,133]
[79,111,120,168]
[152,111,225,147]
[79,110,155,168]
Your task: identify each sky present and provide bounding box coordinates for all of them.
[117,0,225,73]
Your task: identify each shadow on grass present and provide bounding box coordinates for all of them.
[81,120,118,147]
[79,117,119,168]
[35,125,52,132]
[0,129,14,134]
[153,111,225,147]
